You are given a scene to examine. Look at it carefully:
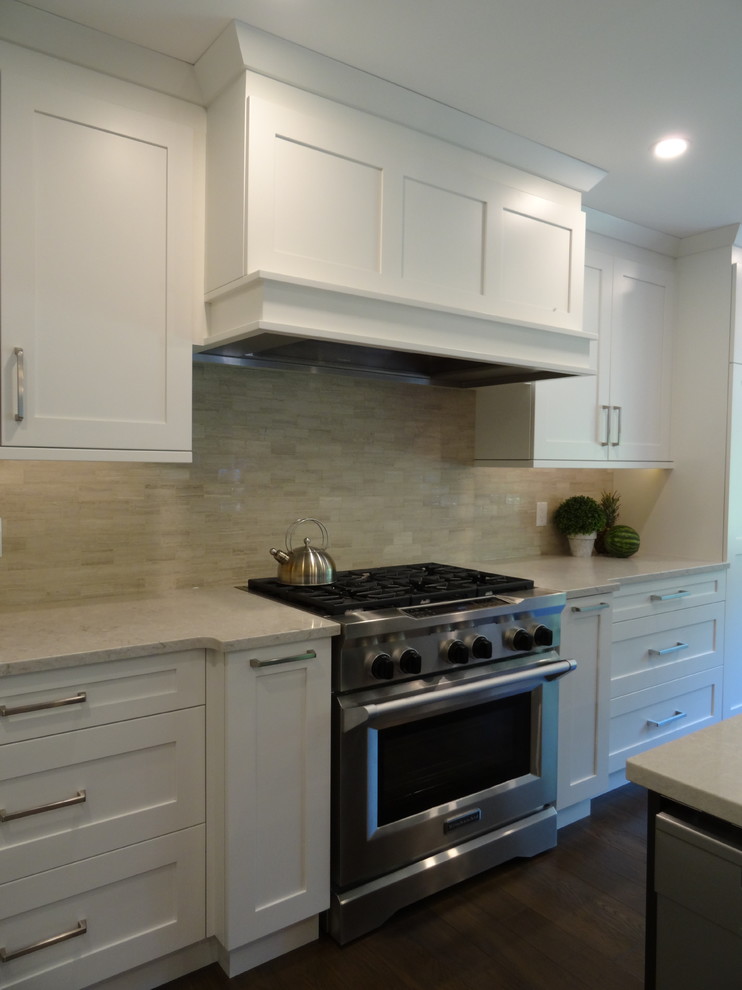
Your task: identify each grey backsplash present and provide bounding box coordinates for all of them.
[0,362,613,607]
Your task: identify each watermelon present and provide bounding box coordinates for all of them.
[602,524,640,558]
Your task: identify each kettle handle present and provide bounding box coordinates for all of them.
[286,518,329,551]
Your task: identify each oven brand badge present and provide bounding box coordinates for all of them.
[444,809,482,834]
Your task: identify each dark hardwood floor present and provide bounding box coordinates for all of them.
[159,784,648,990]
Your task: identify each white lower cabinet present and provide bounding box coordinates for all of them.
[212,637,332,977]
[609,670,722,773]
[0,651,206,989]
[556,594,612,823]
[607,573,725,784]
[0,708,205,885]
[557,569,727,816]
[0,826,204,990]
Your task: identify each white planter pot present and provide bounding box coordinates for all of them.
[567,533,596,557]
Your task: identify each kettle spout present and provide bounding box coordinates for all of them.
[270,547,291,564]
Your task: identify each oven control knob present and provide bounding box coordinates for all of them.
[470,635,493,660]
[399,648,423,675]
[504,627,533,652]
[446,640,470,664]
[370,653,395,680]
[530,623,553,647]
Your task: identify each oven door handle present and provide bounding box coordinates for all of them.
[344,657,576,729]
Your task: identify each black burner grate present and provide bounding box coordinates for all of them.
[244,562,534,616]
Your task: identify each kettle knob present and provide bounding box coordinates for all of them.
[270,547,291,564]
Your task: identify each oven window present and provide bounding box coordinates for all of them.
[376,691,533,826]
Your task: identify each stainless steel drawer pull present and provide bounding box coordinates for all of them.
[600,405,611,446]
[13,347,24,422]
[0,691,87,717]
[647,710,687,728]
[650,590,689,601]
[250,649,317,669]
[611,405,622,447]
[0,919,87,963]
[0,789,86,823]
[649,642,689,656]
[571,602,610,613]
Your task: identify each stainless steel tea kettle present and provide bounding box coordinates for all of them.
[269,518,336,585]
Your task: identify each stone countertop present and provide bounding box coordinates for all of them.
[0,587,338,678]
[626,715,742,829]
[472,554,728,598]
[0,554,726,678]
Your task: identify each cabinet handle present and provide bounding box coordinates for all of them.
[250,649,317,668]
[0,691,87,717]
[611,405,622,447]
[571,602,610,613]
[600,405,611,446]
[0,789,86,823]
[650,591,689,602]
[13,347,24,422]
[0,919,87,963]
[646,710,687,728]
[648,642,689,657]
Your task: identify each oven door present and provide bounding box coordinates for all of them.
[332,652,574,890]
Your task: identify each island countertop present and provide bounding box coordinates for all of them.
[626,715,742,829]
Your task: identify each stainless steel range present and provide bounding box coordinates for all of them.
[246,562,573,944]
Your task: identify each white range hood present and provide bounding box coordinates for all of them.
[194,23,602,388]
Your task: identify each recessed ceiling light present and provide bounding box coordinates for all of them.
[653,136,690,160]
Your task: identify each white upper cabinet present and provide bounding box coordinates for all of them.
[0,47,200,461]
[608,258,674,462]
[202,75,587,360]
[475,245,675,467]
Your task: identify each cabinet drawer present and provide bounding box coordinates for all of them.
[611,571,725,622]
[0,650,204,744]
[608,668,722,773]
[0,825,204,990]
[0,708,204,884]
[611,603,724,698]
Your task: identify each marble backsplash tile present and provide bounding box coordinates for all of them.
[0,363,613,606]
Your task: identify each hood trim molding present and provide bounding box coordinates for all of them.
[195,273,596,388]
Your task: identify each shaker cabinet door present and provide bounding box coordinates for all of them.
[0,59,195,458]
[219,639,332,951]
[607,259,673,462]
[527,249,611,462]
[557,595,612,813]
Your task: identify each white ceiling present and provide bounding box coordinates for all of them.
[13,0,742,239]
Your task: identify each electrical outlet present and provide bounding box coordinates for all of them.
[536,502,548,527]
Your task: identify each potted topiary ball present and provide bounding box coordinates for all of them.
[553,495,607,558]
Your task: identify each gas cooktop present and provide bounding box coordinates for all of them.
[244,562,534,616]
